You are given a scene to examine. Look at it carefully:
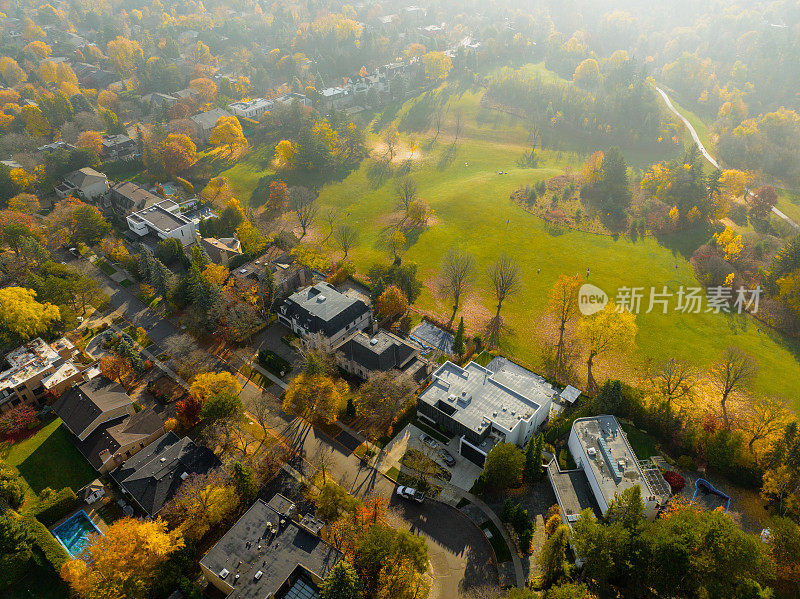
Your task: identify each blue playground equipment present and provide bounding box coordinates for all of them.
[691,478,731,512]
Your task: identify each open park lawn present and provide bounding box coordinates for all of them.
[311,85,800,409]
[2,419,96,499]
[215,68,800,410]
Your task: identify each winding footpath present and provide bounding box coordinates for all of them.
[655,86,799,230]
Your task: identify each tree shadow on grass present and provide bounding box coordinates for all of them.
[16,426,95,495]
[438,144,458,171]
[654,222,718,261]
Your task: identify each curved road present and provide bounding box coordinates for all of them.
[655,86,799,229]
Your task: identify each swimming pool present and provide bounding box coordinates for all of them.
[51,510,102,558]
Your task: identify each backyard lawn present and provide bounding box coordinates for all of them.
[311,84,800,409]
[5,565,70,599]
[2,419,96,499]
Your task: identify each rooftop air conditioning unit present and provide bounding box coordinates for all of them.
[317,295,326,302]
[219,569,230,579]
[159,457,166,463]
[587,447,597,458]
[370,338,378,346]
[254,571,263,580]
[180,472,189,480]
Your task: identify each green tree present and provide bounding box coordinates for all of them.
[480,443,524,493]
[231,461,257,505]
[595,146,631,220]
[525,434,543,481]
[452,317,465,356]
[538,524,570,586]
[201,392,243,422]
[320,561,362,599]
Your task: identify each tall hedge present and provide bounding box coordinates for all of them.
[30,487,77,526]
[20,514,70,571]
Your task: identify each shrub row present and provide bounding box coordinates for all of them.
[30,487,78,526]
[257,349,292,376]
[20,514,70,571]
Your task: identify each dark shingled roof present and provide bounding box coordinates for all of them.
[111,432,220,516]
[280,282,370,337]
[77,408,164,470]
[336,330,418,373]
[52,376,132,438]
[200,497,342,599]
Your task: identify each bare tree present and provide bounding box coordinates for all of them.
[432,104,446,144]
[440,247,475,320]
[394,176,418,211]
[165,336,215,380]
[247,390,278,451]
[648,357,697,405]
[452,110,463,144]
[547,274,581,379]
[383,124,399,161]
[322,207,338,244]
[290,186,318,238]
[740,395,790,458]
[486,254,521,344]
[333,223,358,258]
[353,371,415,439]
[313,444,335,481]
[710,346,758,430]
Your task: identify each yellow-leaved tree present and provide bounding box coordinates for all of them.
[577,302,637,395]
[190,371,241,404]
[162,133,197,176]
[714,226,744,262]
[0,287,60,341]
[209,116,248,155]
[376,284,408,318]
[274,139,298,168]
[107,36,143,76]
[283,369,349,424]
[61,517,183,599]
[581,150,604,184]
[422,51,452,80]
[77,130,104,155]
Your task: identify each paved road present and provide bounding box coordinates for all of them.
[72,252,501,598]
[655,86,799,230]
[279,420,500,599]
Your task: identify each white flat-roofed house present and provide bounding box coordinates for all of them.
[126,199,196,246]
[416,357,555,467]
[558,415,667,522]
[227,98,273,119]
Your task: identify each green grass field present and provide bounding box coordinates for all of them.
[775,188,800,224]
[669,97,714,154]
[2,419,96,499]
[309,86,800,409]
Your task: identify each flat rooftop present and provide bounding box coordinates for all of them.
[129,201,192,232]
[547,460,601,523]
[201,498,341,599]
[287,282,361,322]
[418,361,555,434]
[572,415,654,504]
[1,338,61,389]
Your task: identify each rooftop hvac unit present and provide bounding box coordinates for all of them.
[254,571,263,580]
[370,338,378,345]
[159,457,166,463]
[587,447,597,458]
[219,569,229,579]
[448,394,457,402]
[317,295,327,302]
[180,472,189,480]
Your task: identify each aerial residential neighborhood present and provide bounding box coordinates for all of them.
[0,1,799,599]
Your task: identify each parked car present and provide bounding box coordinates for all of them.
[419,433,438,449]
[396,486,425,504]
[440,449,456,467]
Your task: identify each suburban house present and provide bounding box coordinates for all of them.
[126,199,196,246]
[319,86,352,110]
[200,494,342,599]
[110,181,162,216]
[36,141,75,154]
[335,329,429,382]
[0,337,84,413]
[200,236,242,266]
[143,92,180,109]
[52,376,165,473]
[55,167,109,201]
[52,376,135,442]
[548,415,671,525]
[227,98,273,119]
[190,107,232,142]
[111,432,220,517]
[101,134,138,161]
[416,357,555,466]
[231,250,312,301]
[277,282,373,349]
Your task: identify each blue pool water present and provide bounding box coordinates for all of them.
[51,510,102,558]
[160,182,178,196]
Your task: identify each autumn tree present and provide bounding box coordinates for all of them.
[209,116,248,155]
[283,370,349,425]
[77,131,103,156]
[740,396,791,459]
[750,185,778,220]
[354,371,415,438]
[386,230,406,263]
[61,517,184,599]
[266,179,289,214]
[487,254,521,343]
[581,151,604,184]
[422,51,453,80]
[107,36,143,76]
[710,346,758,430]
[548,274,582,380]
[189,78,217,102]
[290,186,318,238]
[573,58,602,89]
[394,176,418,211]
[190,372,242,404]
[577,302,637,395]
[334,223,358,258]
[647,357,696,405]
[200,177,235,208]
[376,284,408,318]
[0,287,59,342]
[275,139,298,168]
[162,134,197,176]
[100,355,134,390]
[162,471,238,541]
[383,125,399,161]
